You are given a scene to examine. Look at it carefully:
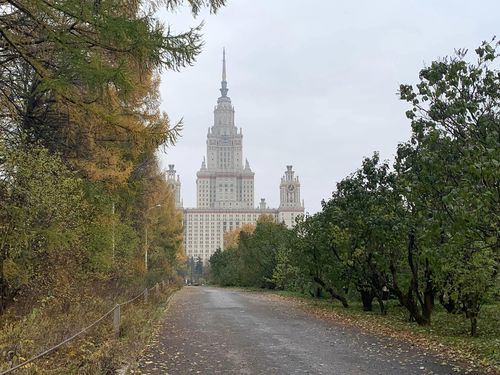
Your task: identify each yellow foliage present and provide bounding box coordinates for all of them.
[3,258,28,287]
[257,214,276,223]
[223,224,256,249]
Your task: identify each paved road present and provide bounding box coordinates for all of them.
[134,287,474,375]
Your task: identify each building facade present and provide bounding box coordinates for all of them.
[168,50,304,262]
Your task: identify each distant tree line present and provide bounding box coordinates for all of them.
[210,216,290,288]
[210,40,500,337]
[186,256,206,284]
[0,0,226,314]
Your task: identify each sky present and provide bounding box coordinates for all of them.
[157,0,499,214]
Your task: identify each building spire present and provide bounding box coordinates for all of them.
[222,47,226,81]
[220,48,228,97]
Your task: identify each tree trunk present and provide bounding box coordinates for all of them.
[0,238,6,315]
[470,314,478,337]
[314,286,322,298]
[422,288,433,324]
[408,287,429,325]
[439,293,458,313]
[407,230,432,326]
[390,260,428,325]
[0,254,4,315]
[421,258,434,324]
[313,277,349,308]
[360,289,374,311]
[464,295,480,337]
[376,296,386,315]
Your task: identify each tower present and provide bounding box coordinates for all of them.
[196,49,255,209]
[167,164,182,208]
[278,165,303,227]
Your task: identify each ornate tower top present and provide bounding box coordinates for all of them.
[212,48,236,133]
[284,165,295,181]
[166,164,182,209]
[220,48,228,98]
[279,165,302,210]
[167,164,176,181]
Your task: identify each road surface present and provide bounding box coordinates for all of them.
[134,287,474,374]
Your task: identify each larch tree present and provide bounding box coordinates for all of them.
[0,0,227,312]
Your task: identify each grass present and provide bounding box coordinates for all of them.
[264,290,500,374]
[0,283,178,374]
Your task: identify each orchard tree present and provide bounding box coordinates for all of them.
[323,153,404,314]
[237,217,290,289]
[209,248,240,286]
[291,213,349,306]
[398,39,500,335]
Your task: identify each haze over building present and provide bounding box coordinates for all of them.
[168,50,304,262]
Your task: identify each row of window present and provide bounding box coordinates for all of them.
[187,214,260,220]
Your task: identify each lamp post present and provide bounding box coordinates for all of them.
[144,204,161,272]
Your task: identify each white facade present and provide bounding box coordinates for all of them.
[173,50,304,262]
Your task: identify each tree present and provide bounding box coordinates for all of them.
[0,145,88,313]
[398,39,500,335]
[0,0,227,184]
[223,223,255,250]
[209,218,291,289]
[209,248,239,286]
[237,218,290,289]
[195,257,203,282]
[322,153,403,314]
[0,0,225,136]
[187,256,195,283]
[290,213,349,306]
[0,0,226,314]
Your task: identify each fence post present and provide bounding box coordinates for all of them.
[113,304,121,338]
[144,288,149,304]
[155,283,160,297]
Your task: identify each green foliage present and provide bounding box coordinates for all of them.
[209,248,240,286]
[0,145,89,309]
[320,153,404,314]
[272,244,301,291]
[0,0,225,119]
[397,38,500,335]
[209,219,291,288]
[287,213,348,305]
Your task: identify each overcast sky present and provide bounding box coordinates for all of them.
[157,0,499,214]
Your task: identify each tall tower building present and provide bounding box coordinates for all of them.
[196,49,255,209]
[172,50,305,263]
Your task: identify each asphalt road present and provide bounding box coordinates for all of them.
[134,287,474,375]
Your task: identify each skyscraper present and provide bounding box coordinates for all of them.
[168,50,304,262]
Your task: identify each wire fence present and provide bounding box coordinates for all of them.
[1,281,173,375]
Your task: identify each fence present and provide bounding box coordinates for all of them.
[1,281,173,375]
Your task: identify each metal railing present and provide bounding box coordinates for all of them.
[1,281,172,375]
